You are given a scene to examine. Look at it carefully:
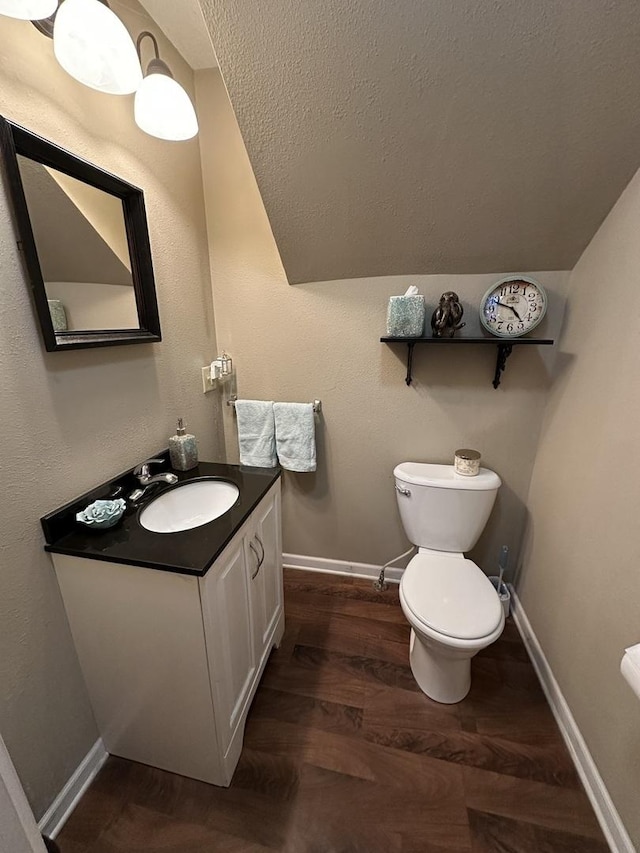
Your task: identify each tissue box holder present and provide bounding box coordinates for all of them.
[386,295,425,337]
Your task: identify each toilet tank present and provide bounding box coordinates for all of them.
[394,462,501,553]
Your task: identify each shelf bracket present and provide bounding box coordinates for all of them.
[493,343,514,389]
[380,336,551,389]
[405,342,415,386]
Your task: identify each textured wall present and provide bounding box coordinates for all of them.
[199,0,640,283]
[0,2,223,818]
[197,68,568,574]
[518,166,640,847]
[0,734,44,853]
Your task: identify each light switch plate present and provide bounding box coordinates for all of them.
[202,366,216,394]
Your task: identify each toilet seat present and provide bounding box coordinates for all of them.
[400,554,503,641]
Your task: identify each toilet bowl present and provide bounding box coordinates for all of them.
[399,551,504,703]
[394,462,504,703]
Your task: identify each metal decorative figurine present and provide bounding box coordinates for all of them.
[431,291,466,337]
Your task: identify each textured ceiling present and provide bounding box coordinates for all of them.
[198,0,640,283]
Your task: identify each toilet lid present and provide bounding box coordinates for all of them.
[401,555,503,640]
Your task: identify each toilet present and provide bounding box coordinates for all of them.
[394,461,504,704]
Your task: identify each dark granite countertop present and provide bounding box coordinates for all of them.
[41,452,281,577]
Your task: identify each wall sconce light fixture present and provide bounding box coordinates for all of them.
[135,31,198,141]
[0,3,198,141]
[53,0,142,94]
[0,0,56,18]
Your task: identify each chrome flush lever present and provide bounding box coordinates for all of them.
[395,484,411,497]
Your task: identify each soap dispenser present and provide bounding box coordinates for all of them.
[169,419,198,471]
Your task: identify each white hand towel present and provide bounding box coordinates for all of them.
[274,402,316,472]
[235,400,277,468]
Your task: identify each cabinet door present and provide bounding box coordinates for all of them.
[249,483,283,658]
[200,535,256,753]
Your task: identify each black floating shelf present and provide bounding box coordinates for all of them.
[380,336,554,389]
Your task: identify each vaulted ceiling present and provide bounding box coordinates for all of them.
[197,0,640,283]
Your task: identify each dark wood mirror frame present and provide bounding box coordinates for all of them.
[0,116,161,351]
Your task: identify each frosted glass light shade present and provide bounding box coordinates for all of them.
[134,73,199,141]
[53,0,142,94]
[0,0,57,18]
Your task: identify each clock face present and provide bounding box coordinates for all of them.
[480,276,547,338]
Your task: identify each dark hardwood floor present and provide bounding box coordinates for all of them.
[56,569,610,852]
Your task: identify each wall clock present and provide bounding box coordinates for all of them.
[479,275,547,338]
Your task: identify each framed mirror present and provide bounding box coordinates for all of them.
[0,117,161,351]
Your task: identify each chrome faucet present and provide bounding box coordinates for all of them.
[134,458,178,486]
[129,458,178,502]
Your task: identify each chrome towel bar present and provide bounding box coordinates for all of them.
[227,396,322,414]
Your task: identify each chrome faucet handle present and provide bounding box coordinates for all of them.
[134,458,166,481]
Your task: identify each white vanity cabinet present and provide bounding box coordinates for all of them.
[51,480,283,787]
[248,487,284,655]
[199,483,284,772]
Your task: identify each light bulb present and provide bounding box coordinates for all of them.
[53,0,142,95]
[134,72,198,141]
[0,0,57,18]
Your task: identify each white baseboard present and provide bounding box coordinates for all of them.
[510,588,634,853]
[283,553,403,583]
[38,739,108,840]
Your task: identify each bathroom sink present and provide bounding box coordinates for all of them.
[139,479,240,533]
